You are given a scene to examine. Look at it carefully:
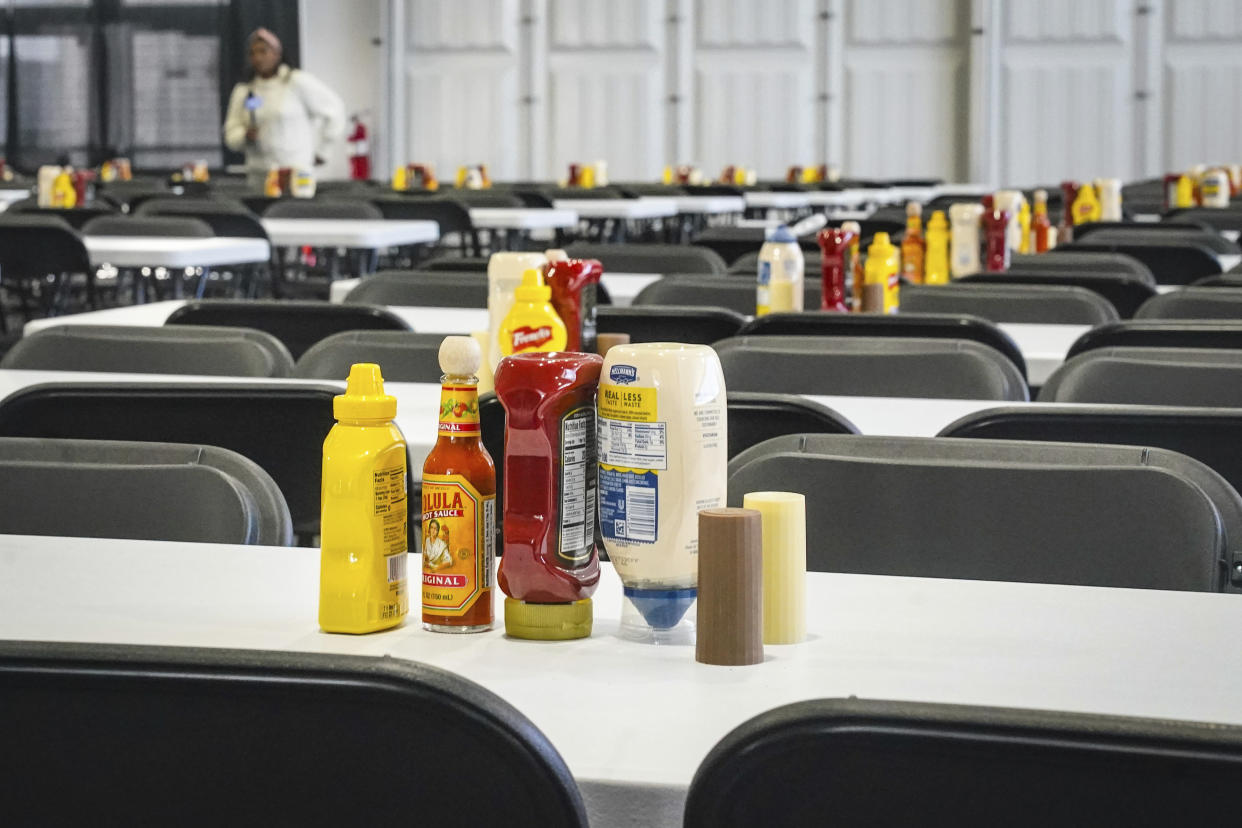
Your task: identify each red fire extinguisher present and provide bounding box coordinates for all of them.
[347,115,371,181]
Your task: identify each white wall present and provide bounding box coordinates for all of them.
[298,0,385,180]
[307,0,1242,185]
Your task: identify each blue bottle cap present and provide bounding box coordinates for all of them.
[766,224,796,243]
[623,586,697,630]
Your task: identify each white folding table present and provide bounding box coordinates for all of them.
[467,207,579,231]
[2,533,1239,828]
[741,192,812,211]
[83,236,271,269]
[260,218,439,248]
[552,199,678,220]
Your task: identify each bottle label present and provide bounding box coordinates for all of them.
[421,473,494,616]
[558,406,596,568]
[438,385,480,435]
[510,325,554,352]
[598,384,664,545]
[374,452,409,621]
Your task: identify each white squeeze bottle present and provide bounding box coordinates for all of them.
[756,225,804,316]
[949,203,984,279]
[598,343,728,644]
[487,252,547,372]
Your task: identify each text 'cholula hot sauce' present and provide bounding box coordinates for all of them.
[421,336,496,632]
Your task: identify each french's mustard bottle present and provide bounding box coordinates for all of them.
[498,269,568,357]
[319,363,409,633]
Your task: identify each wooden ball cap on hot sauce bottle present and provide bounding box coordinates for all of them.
[696,507,763,666]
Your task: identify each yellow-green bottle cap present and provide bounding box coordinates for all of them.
[504,597,593,640]
[333,362,396,420]
[513,268,552,302]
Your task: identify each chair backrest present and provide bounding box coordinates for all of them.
[0,642,587,826]
[1012,250,1156,280]
[1073,220,1216,241]
[263,199,384,220]
[713,336,1029,401]
[723,392,858,456]
[136,196,268,239]
[0,437,291,545]
[738,310,1027,379]
[940,404,1242,587]
[438,189,525,208]
[547,186,627,200]
[685,698,1242,828]
[563,243,727,275]
[1064,238,1223,284]
[597,305,746,345]
[1135,286,1242,320]
[1164,206,1242,233]
[294,330,445,383]
[1072,226,1239,256]
[342,271,487,308]
[692,226,821,265]
[1066,319,1242,359]
[727,248,825,275]
[0,382,338,537]
[369,197,474,234]
[0,324,294,377]
[422,256,490,272]
[959,271,1156,318]
[899,283,1119,325]
[634,274,821,316]
[727,433,1236,591]
[6,200,117,230]
[1039,346,1242,406]
[166,299,411,359]
[82,215,215,238]
[0,214,91,276]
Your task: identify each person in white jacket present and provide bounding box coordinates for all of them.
[223,28,345,188]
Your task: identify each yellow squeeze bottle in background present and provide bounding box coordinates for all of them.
[498,268,568,356]
[923,211,950,285]
[866,232,900,314]
[319,363,409,633]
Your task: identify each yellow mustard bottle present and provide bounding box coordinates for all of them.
[319,363,409,633]
[1017,200,1032,254]
[498,268,568,356]
[1071,183,1101,225]
[924,210,951,285]
[1175,174,1195,208]
[866,232,900,314]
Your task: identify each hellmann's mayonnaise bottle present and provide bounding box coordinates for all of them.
[756,224,804,316]
[598,343,728,644]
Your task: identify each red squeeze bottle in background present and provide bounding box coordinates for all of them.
[816,226,855,312]
[494,352,603,635]
[1059,181,1079,244]
[546,258,601,353]
[983,209,1012,272]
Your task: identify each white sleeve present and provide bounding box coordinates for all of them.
[222,83,251,152]
[291,70,347,161]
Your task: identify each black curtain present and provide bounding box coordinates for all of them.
[0,0,298,173]
[219,0,301,168]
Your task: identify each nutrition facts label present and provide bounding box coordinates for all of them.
[598,419,668,471]
[558,407,596,567]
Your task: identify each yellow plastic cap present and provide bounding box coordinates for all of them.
[869,232,895,255]
[513,268,552,302]
[504,597,593,640]
[927,211,948,230]
[333,363,397,421]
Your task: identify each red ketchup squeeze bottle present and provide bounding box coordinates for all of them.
[816,226,855,312]
[494,351,603,640]
[546,257,602,354]
[983,208,1012,272]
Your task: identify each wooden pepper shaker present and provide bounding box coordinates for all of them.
[696,508,764,666]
